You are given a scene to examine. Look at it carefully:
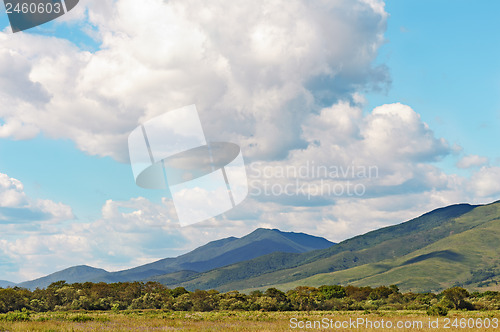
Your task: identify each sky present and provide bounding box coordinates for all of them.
[0,0,499,283]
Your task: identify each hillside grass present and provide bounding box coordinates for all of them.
[250,204,500,293]
[168,203,483,291]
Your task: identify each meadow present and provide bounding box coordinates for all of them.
[0,310,499,331]
[2,282,500,330]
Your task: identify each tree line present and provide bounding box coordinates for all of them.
[1,281,499,316]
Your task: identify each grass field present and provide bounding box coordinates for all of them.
[0,310,499,331]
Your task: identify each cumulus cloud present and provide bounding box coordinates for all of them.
[0,173,73,224]
[457,154,489,169]
[0,0,388,161]
[469,166,500,198]
[247,101,453,207]
[0,0,394,282]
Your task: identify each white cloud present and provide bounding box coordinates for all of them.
[469,166,500,198]
[0,173,73,224]
[0,0,390,282]
[0,155,497,282]
[0,195,257,281]
[457,154,489,169]
[247,101,453,207]
[0,172,75,280]
[0,0,388,162]
[0,173,27,207]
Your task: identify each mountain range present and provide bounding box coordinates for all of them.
[3,200,500,293]
[165,201,500,293]
[12,228,335,290]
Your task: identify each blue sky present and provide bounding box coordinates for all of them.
[366,0,500,174]
[0,0,499,282]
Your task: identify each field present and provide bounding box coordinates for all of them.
[0,310,499,331]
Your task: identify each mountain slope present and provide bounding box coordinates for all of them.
[272,201,500,292]
[163,203,480,291]
[0,280,16,288]
[95,228,334,283]
[19,266,108,290]
[17,228,334,289]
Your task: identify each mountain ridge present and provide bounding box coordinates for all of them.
[13,200,500,293]
[260,201,500,293]
[163,203,478,291]
[0,280,16,288]
[17,228,334,289]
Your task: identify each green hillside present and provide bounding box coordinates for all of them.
[270,201,500,293]
[164,202,500,292]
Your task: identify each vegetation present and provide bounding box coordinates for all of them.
[0,310,497,332]
[1,281,499,315]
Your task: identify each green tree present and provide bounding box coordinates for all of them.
[441,287,471,309]
[191,290,218,311]
[286,286,320,311]
[318,285,346,300]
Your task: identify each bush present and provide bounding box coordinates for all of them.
[0,310,31,322]
[319,285,346,299]
[427,305,448,316]
[441,287,469,309]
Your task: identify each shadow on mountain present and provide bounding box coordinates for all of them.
[402,250,464,266]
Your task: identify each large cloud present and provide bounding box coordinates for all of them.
[0,0,388,161]
[247,101,453,205]
[0,0,392,282]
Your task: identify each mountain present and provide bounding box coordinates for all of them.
[0,280,16,288]
[18,200,500,293]
[19,266,108,290]
[92,228,334,284]
[17,228,335,289]
[275,201,500,293]
[161,202,497,292]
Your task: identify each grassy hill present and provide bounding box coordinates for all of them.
[269,201,500,292]
[163,202,499,292]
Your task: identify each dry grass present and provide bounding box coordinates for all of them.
[0,310,499,331]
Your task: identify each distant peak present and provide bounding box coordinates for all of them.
[251,228,280,234]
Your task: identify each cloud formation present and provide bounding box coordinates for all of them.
[457,154,489,169]
[1,0,500,283]
[0,173,73,224]
[0,0,388,161]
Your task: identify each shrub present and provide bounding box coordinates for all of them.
[427,305,448,316]
[0,310,31,322]
[319,285,346,299]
